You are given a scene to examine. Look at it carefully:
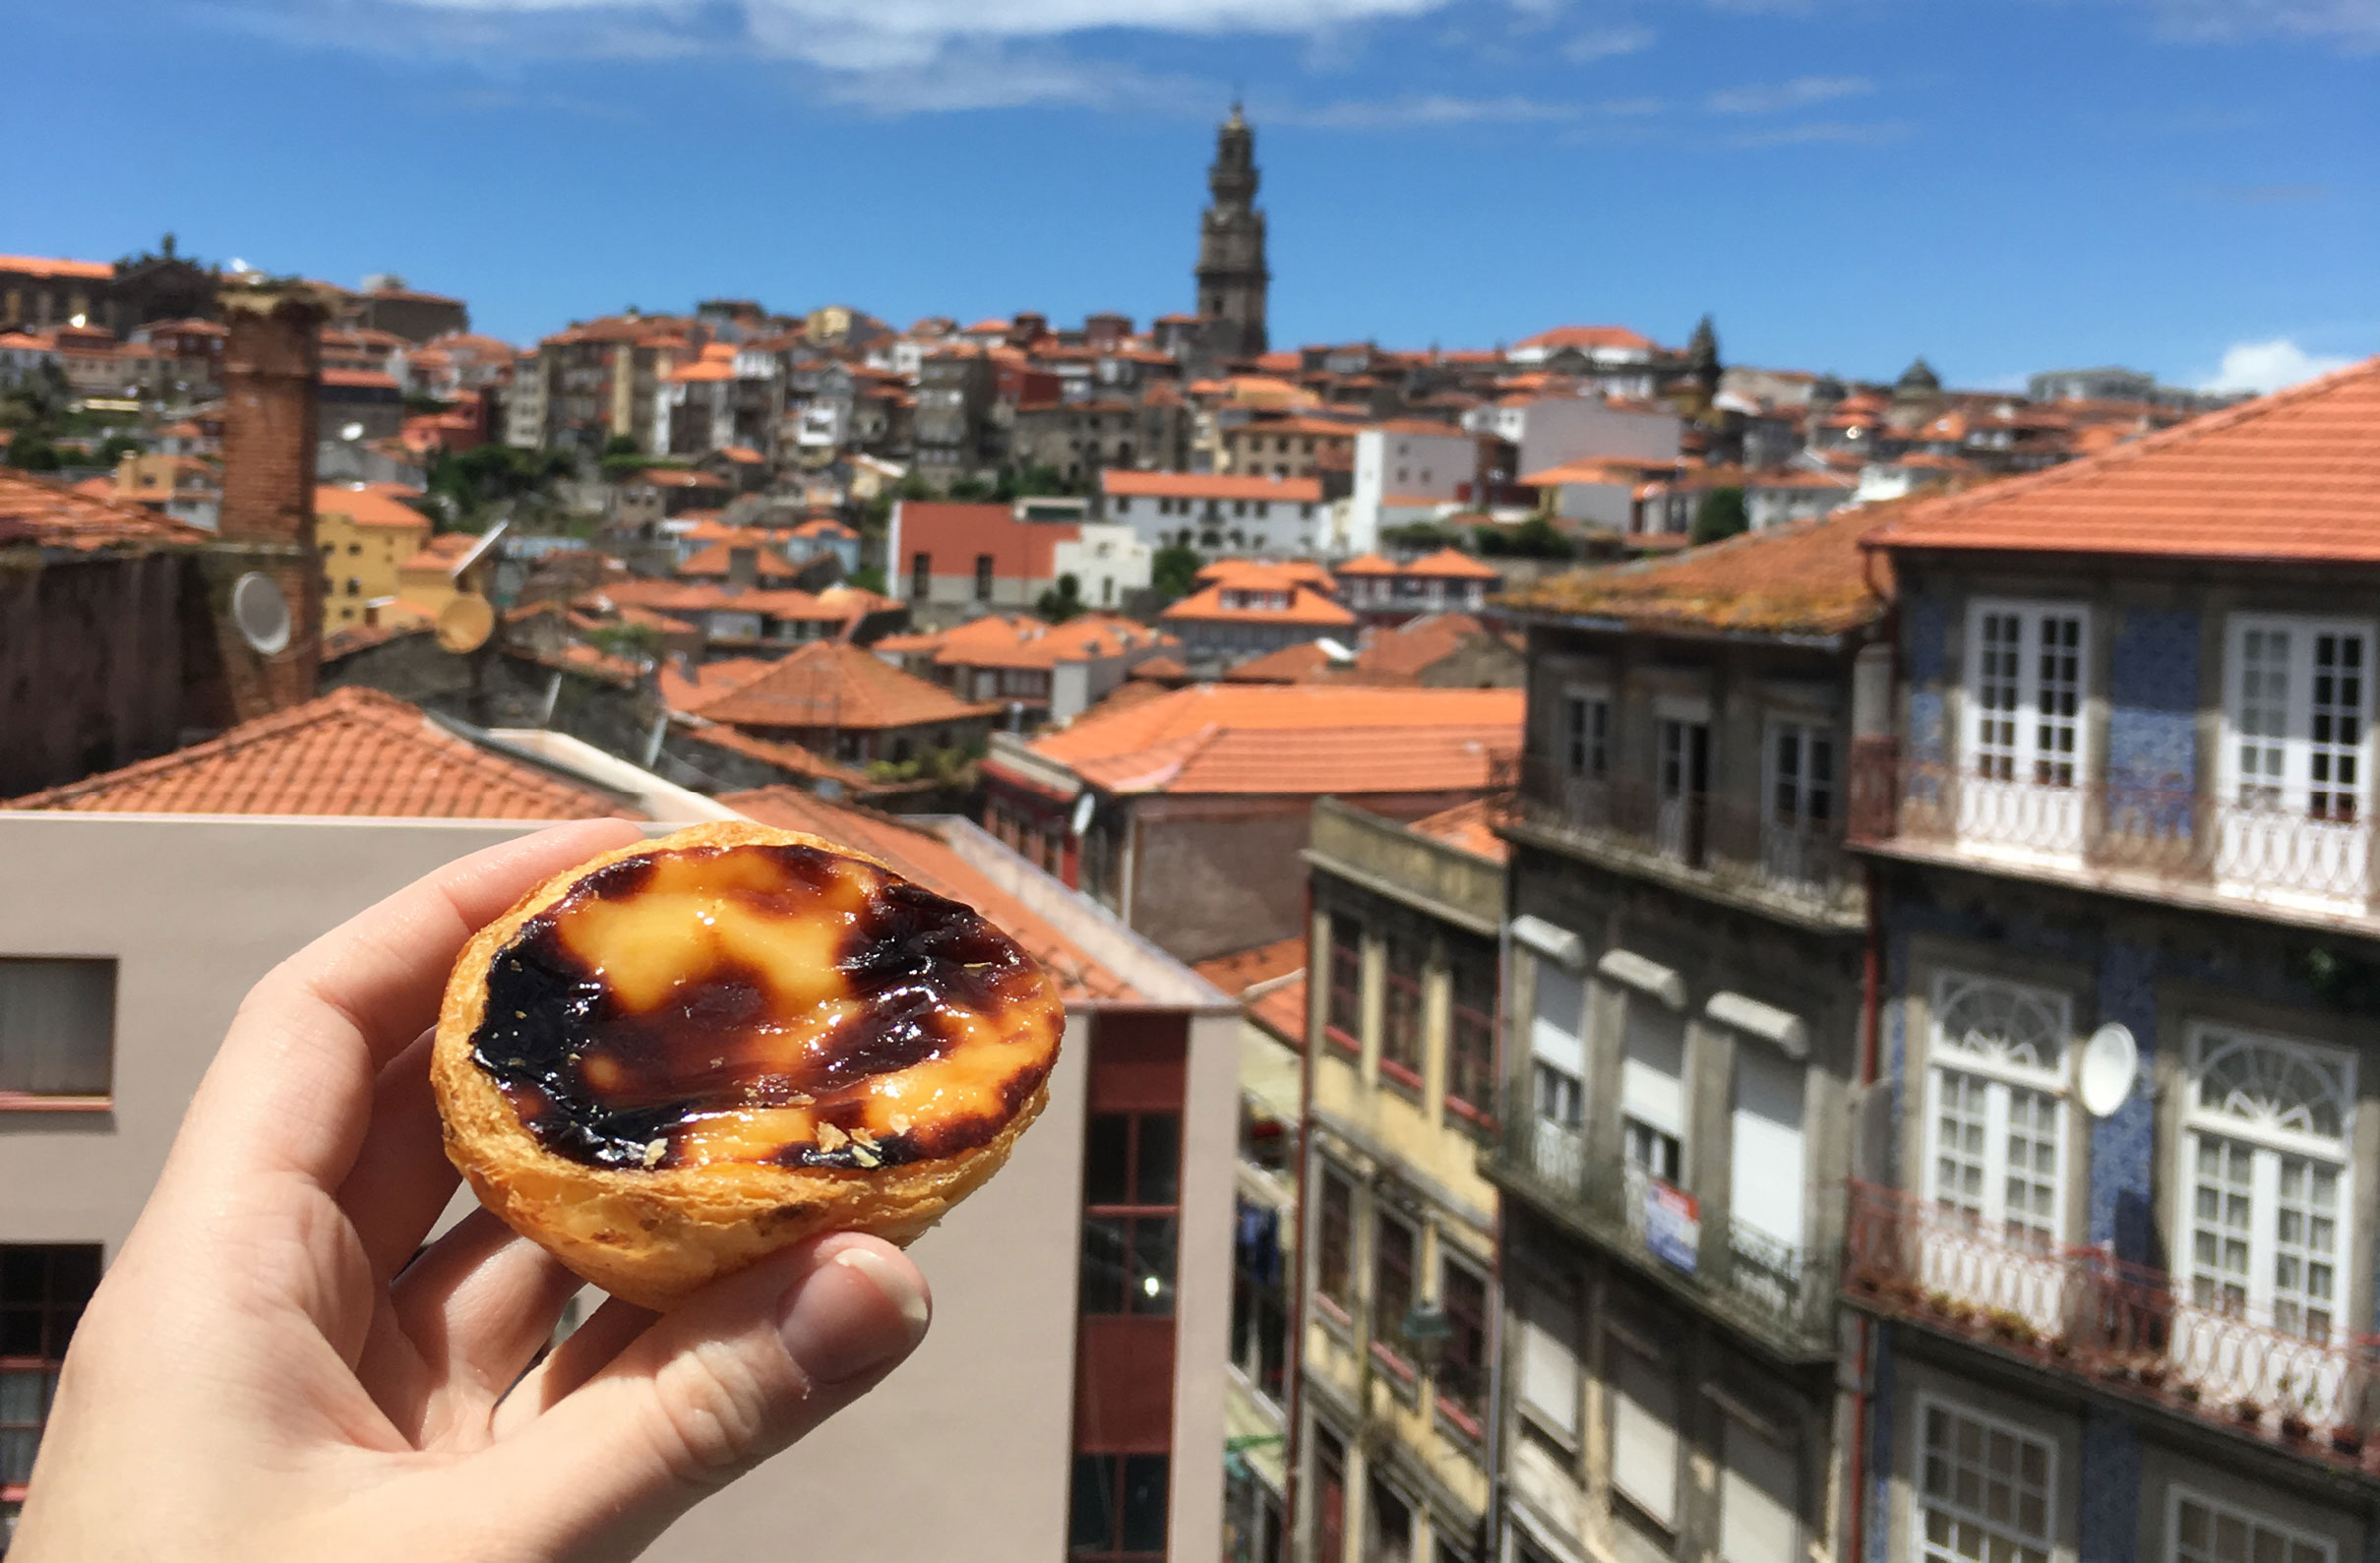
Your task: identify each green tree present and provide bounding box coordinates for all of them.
[92,434,144,468]
[1690,486,1748,545]
[1036,572,1085,623]
[603,434,641,458]
[1151,543,1201,604]
[946,476,997,502]
[1472,516,1573,560]
[1010,464,1073,499]
[8,436,60,472]
[1381,519,1464,552]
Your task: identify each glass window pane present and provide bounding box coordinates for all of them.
[1084,1114,1129,1206]
[1130,1216,1178,1315]
[1079,1218,1127,1314]
[1121,1456,1170,1552]
[1070,1454,1117,1551]
[1135,1114,1181,1207]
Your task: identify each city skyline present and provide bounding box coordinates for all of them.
[11,0,2374,392]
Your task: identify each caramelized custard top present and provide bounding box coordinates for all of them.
[469,842,1061,1172]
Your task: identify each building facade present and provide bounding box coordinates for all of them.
[1194,107,1270,365]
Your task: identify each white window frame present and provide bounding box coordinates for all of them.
[1959,599,2092,857]
[1923,971,2073,1249]
[2222,614,2374,817]
[1914,1395,2055,1563]
[2166,1481,2336,1563]
[1763,717,1836,832]
[2175,1022,2354,1342]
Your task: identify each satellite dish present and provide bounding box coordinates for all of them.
[228,572,291,655]
[2078,1023,2140,1118]
[340,421,366,443]
[435,593,496,654]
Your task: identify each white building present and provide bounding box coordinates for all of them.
[1463,393,1680,479]
[1099,471,1330,561]
[1054,521,1155,613]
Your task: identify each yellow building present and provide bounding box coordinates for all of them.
[1298,797,1506,1563]
[314,482,430,631]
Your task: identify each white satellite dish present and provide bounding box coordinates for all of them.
[2078,1023,2140,1118]
[340,421,366,443]
[1069,793,1095,837]
[229,572,292,656]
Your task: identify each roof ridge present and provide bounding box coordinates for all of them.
[5,686,407,807]
[1878,355,2380,537]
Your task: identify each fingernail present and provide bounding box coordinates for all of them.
[777,1246,931,1385]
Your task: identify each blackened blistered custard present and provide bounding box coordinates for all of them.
[468,842,1060,1173]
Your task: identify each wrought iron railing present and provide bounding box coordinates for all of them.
[1847,748,2379,915]
[1845,1180,2380,1465]
[1494,754,1855,913]
[1492,1106,1836,1353]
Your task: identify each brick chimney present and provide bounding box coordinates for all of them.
[209,283,334,720]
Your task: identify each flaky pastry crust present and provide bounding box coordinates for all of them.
[431,819,1056,1310]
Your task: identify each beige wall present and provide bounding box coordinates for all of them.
[0,812,1090,1562]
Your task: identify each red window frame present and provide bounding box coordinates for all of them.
[1315,1166,1354,1319]
[1,1244,100,1509]
[1314,1427,1348,1563]
[1325,918,1363,1052]
[1445,947,1497,1125]
[1371,1210,1417,1374]
[1434,1256,1490,1434]
[1379,933,1426,1091]
[1079,1112,1181,1318]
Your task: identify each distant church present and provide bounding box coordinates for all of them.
[1192,104,1269,363]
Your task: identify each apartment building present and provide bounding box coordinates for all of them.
[980,684,1523,962]
[1299,799,1507,1563]
[874,613,1178,728]
[1101,471,1330,562]
[1843,357,2380,1563]
[886,501,1152,629]
[1484,507,1887,1563]
[0,685,1240,1563]
[1160,561,1358,663]
[1333,551,1503,627]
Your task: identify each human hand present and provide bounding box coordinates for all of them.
[11,819,933,1563]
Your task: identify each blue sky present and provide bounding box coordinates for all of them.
[9,0,2375,391]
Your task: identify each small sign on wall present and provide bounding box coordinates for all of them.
[1644,1181,1700,1275]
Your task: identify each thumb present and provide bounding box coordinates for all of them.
[482,1233,931,1560]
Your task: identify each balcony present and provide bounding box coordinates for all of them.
[1487,1106,1837,1361]
[1848,747,2379,928]
[1844,1181,2380,1473]
[1494,754,1861,928]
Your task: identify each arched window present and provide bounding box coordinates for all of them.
[2182,1025,2354,1339]
[1925,973,2071,1248]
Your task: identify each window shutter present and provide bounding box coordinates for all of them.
[1719,1416,1800,1563]
[1620,1001,1686,1139]
[1530,966,1587,1075]
[1729,1045,1807,1252]
[1609,1345,1678,1526]
[1517,1286,1579,1437]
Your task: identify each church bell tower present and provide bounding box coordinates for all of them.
[1193,104,1270,363]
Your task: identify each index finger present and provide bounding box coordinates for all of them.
[169,818,646,1189]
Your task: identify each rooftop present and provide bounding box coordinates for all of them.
[691,640,996,731]
[1159,582,1357,630]
[1012,684,1523,797]
[1407,796,1510,864]
[0,472,209,552]
[1502,503,1895,638]
[1192,934,1309,997]
[1102,470,1325,503]
[4,688,637,819]
[1871,357,2380,563]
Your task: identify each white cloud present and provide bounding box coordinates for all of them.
[2198,338,2357,394]
[1562,23,1655,58]
[2131,0,2380,49]
[1720,116,1910,146]
[1285,92,1581,127]
[1704,74,1872,113]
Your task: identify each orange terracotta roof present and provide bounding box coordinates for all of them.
[658,655,776,714]
[693,640,996,731]
[1504,504,1894,637]
[1344,613,1495,683]
[1515,325,1655,352]
[1872,358,2380,563]
[1332,552,1399,576]
[0,255,112,280]
[1247,974,1308,1046]
[1160,582,1356,629]
[1223,641,1334,683]
[678,535,805,580]
[1129,655,1190,681]
[1192,935,1308,997]
[926,613,1171,672]
[1406,797,1509,864]
[724,787,1133,1002]
[1016,685,1523,797]
[897,502,1074,581]
[718,445,766,463]
[1401,546,1500,581]
[1370,418,1471,438]
[1194,558,1337,590]
[669,720,877,791]
[0,473,207,551]
[5,687,635,818]
[1101,470,1324,503]
[317,483,430,530]
[321,367,401,391]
